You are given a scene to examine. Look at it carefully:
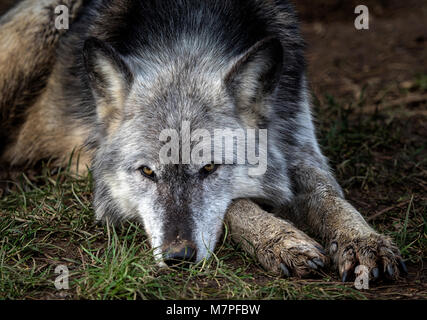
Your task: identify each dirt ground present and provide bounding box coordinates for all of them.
[298,0,427,105]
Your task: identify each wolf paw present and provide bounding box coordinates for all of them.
[256,229,329,278]
[330,233,407,282]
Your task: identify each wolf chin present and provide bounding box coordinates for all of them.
[0,0,406,280]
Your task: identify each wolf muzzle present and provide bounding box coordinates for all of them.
[163,240,197,266]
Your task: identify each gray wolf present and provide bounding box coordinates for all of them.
[0,0,406,281]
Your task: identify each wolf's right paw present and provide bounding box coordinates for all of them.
[255,227,329,278]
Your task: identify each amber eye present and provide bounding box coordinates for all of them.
[204,163,215,172]
[140,166,155,179]
[201,163,217,175]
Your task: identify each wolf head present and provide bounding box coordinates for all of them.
[83,36,283,265]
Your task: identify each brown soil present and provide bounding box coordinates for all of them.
[297,0,427,105]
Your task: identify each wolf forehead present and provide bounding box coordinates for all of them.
[105,61,241,163]
[103,90,236,171]
[126,63,233,122]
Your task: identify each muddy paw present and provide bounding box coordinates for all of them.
[255,228,329,278]
[225,199,328,278]
[330,233,407,282]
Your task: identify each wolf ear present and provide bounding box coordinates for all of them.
[224,37,283,122]
[83,38,133,127]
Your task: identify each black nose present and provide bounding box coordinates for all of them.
[164,244,197,266]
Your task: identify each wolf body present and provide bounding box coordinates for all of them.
[0,0,405,279]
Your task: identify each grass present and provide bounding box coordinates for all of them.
[0,76,426,300]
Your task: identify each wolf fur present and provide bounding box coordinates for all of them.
[0,0,406,280]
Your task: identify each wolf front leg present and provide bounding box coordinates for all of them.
[224,199,328,278]
[290,165,407,281]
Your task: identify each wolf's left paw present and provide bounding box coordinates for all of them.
[330,233,407,282]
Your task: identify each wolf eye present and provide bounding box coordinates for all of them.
[201,163,218,175]
[140,166,156,180]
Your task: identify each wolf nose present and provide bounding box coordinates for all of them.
[164,243,197,266]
